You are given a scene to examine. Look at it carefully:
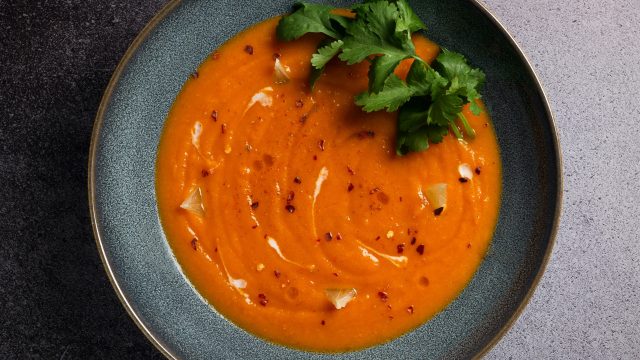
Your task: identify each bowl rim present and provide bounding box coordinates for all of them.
[87,0,563,358]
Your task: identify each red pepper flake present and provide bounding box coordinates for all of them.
[399,196,403,202]
[388,316,394,320]
[211,110,218,122]
[387,304,392,310]
[201,169,210,177]
[295,99,304,108]
[347,166,355,175]
[377,192,390,204]
[190,238,198,250]
[333,272,339,277]
[287,191,295,203]
[484,123,489,128]
[397,243,405,254]
[285,204,296,213]
[467,243,472,249]
[335,233,342,240]
[375,235,381,241]
[410,237,417,245]
[355,130,375,139]
[475,166,482,175]
[318,139,325,151]
[273,270,281,278]
[378,291,389,302]
[407,306,414,314]
[293,176,302,184]
[263,154,274,166]
[321,320,326,326]
[313,155,318,161]
[369,187,380,195]
[300,114,308,124]
[325,232,333,241]
[416,244,425,255]
[251,225,258,229]
[244,45,254,55]
[258,293,268,306]
[214,247,218,253]
[459,177,469,183]
[221,123,227,134]
[273,52,281,60]
[212,52,221,60]
[190,71,199,79]
[347,183,354,192]
[434,207,444,216]
[251,201,259,210]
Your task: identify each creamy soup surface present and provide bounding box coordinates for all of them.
[156,17,501,352]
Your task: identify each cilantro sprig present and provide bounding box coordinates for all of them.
[276,0,486,155]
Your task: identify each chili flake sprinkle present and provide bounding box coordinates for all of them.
[211,110,218,121]
[294,176,302,184]
[335,233,342,240]
[434,207,444,216]
[407,306,414,314]
[190,238,198,250]
[201,169,210,177]
[321,320,326,325]
[416,244,425,255]
[258,293,268,306]
[318,139,325,151]
[244,45,254,54]
[378,291,389,302]
[397,243,405,254]
[221,123,227,134]
[295,99,304,108]
[459,177,469,183]
[251,201,259,210]
[274,270,281,278]
[285,204,296,213]
[410,237,417,245]
[475,166,482,175]
[347,183,354,192]
[325,232,333,241]
[287,191,295,203]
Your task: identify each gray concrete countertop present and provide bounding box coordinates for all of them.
[0,0,638,358]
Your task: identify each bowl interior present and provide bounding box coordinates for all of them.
[90,0,560,358]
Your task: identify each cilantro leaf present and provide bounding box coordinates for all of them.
[433,49,485,115]
[276,2,348,41]
[355,74,414,112]
[394,0,427,33]
[339,1,411,64]
[396,98,448,155]
[311,40,344,69]
[310,39,343,89]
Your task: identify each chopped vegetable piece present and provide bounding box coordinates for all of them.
[458,163,474,180]
[425,183,447,211]
[325,288,357,310]
[274,58,291,84]
[180,186,205,217]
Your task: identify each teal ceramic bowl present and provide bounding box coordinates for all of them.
[89,0,561,358]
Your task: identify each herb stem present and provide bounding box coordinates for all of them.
[449,122,462,139]
[457,112,476,139]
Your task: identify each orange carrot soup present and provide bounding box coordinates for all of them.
[156,15,501,352]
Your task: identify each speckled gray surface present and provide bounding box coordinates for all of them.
[1,1,638,359]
